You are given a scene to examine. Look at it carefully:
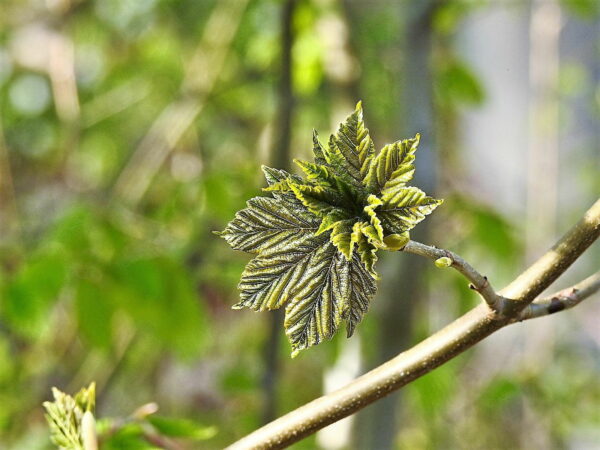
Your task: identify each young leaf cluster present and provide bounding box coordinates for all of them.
[43,383,96,450]
[218,103,442,356]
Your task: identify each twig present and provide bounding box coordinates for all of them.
[226,198,600,450]
[402,240,503,311]
[518,271,600,321]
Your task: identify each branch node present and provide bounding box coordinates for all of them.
[547,298,566,314]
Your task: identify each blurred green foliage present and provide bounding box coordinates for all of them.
[0,0,598,449]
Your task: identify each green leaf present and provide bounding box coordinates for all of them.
[3,247,68,338]
[146,416,217,440]
[363,194,384,242]
[377,187,443,234]
[312,129,328,165]
[345,250,378,337]
[261,165,304,198]
[235,233,329,311]
[289,183,341,218]
[364,135,419,194]
[101,423,157,450]
[327,101,375,184]
[284,243,351,356]
[217,196,318,255]
[219,103,441,354]
[316,209,351,235]
[355,232,378,278]
[76,279,114,350]
[329,219,356,259]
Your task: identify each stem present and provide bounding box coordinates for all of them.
[402,240,503,310]
[518,271,600,321]
[226,199,600,450]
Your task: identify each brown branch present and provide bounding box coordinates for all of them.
[226,198,600,450]
[518,271,600,321]
[402,240,503,310]
[499,198,600,309]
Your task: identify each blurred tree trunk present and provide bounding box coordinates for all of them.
[526,0,561,260]
[354,2,439,449]
[261,0,298,425]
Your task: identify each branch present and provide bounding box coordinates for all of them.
[499,198,600,310]
[402,240,502,310]
[226,198,600,450]
[518,271,600,321]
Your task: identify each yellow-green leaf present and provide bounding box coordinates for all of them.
[289,183,340,218]
[330,219,356,259]
[312,129,328,165]
[284,243,351,356]
[363,194,384,242]
[377,187,443,234]
[316,209,351,235]
[328,101,375,184]
[364,135,420,194]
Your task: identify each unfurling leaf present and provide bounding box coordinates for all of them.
[218,102,442,355]
[44,383,96,450]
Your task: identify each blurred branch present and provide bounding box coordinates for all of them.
[112,0,249,206]
[402,240,503,310]
[0,118,21,244]
[226,198,600,449]
[517,271,600,321]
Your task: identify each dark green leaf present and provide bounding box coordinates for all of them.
[217,196,318,255]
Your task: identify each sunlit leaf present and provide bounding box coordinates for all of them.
[364,135,419,194]
[284,243,350,356]
[327,101,375,184]
[378,187,443,234]
[235,233,328,311]
[216,196,318,255]
[218,103,441,354]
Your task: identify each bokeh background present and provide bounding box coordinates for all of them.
[1,0,599,448]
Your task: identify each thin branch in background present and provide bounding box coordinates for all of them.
[48,32,80,124]
[262,0,298,425]
[112,0,249,206]
[518,271,600,321]
[225,199,600,450]
[0,118,22,245]
[82,79,151,128]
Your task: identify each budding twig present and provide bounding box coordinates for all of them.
[402,240,504,311]
[517,271,600,321]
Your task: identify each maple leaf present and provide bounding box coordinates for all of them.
[217,102,442,356]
